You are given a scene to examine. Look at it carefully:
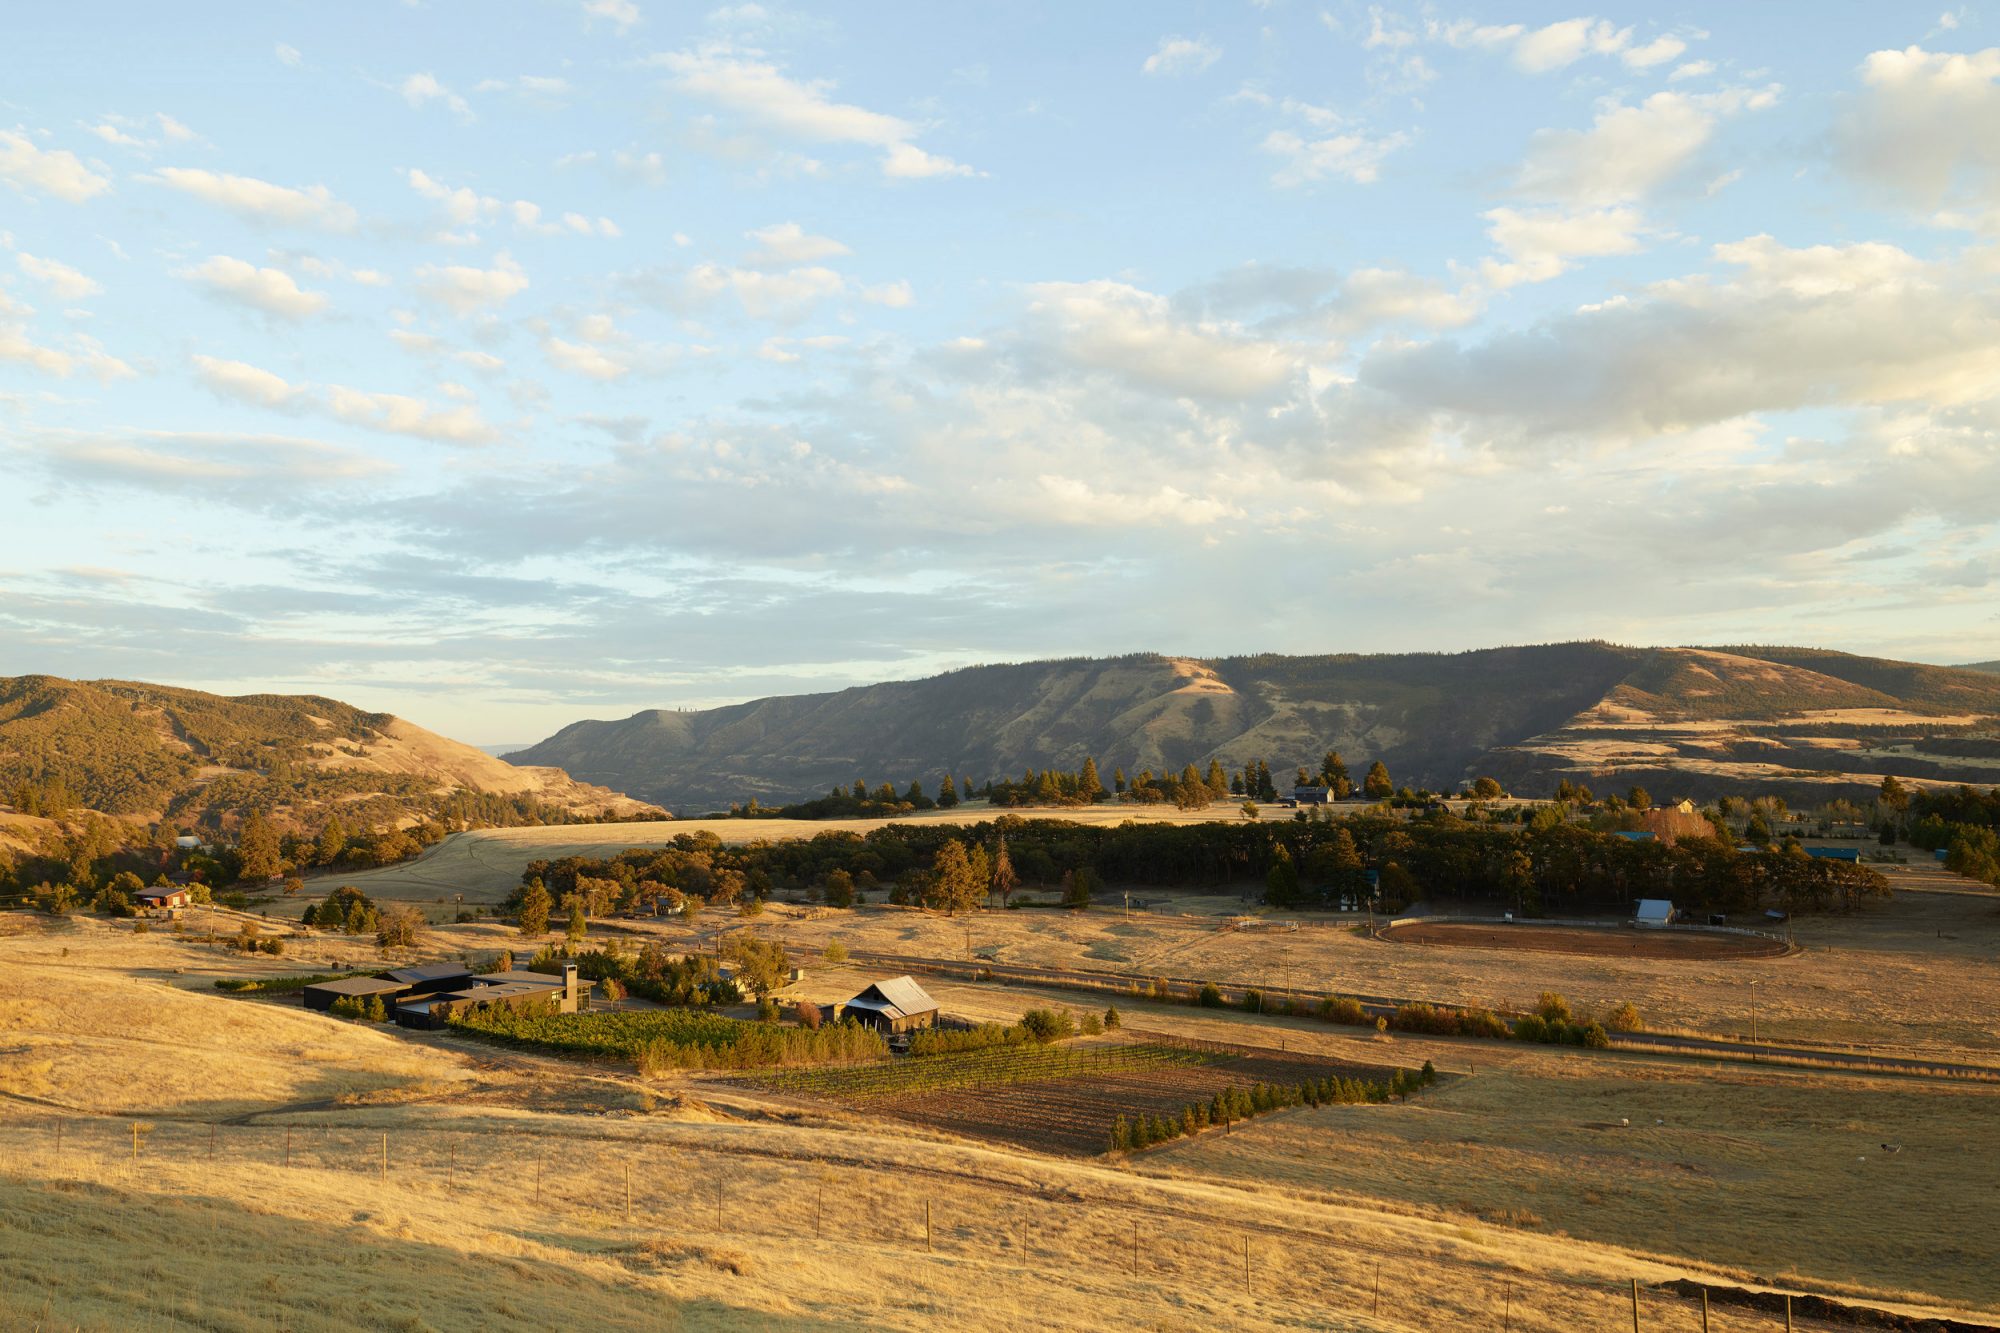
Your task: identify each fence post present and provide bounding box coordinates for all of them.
[1785,1294,1793,1332]
[1630,1278,1640,1332]
[1700,1287,1709,1332]
[1502,1280,1511,1331]
[816,1185,823,1239]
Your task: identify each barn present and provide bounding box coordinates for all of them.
[837,976,939,1034]
[1634,899,1677,927]
[135,886,192,915]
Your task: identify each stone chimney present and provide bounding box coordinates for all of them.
[563,962,578,1007]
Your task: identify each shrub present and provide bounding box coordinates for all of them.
[599,977,627,1002]
[1241,988,1265,1013]
[1079,1012,1103,1035]
[1321,996,1368,1026]
[1103,1004,1121,1029]
[1459,1008,1510,1040]
[1511,1014,1548,1043]
[1535,992,1573,1025]
[330,996,362,1019]
[1019,1008,1076,1043]
[908,1023,1030,1056]
[756,998,779,1022]
[795,1000,823,1030]
[1197,982,1224,1008]
[822,939,848,963]
[1604,1001,1643,1033]
[364,995,388,1023]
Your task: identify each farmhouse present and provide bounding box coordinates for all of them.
[837,976,939,1034]
[1292,784,1335,805]
[396,964,590,1030]
[1634,899,1677,927]
[135,886,191,915]
[304,961,593,1027]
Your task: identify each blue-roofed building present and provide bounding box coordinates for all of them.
[1612,830,1655,841]
[1805,846,1861,862]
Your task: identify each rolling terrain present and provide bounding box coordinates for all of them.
[507,644,2000,811]
[0,675,660,847]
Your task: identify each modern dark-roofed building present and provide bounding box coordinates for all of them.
[302,975,410,1012]
[396,965,590,1030]
[837,975,939,1034]
[302,961,488,1014]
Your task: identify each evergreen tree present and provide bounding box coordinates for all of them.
[566,897,587,945]
[1320,750,1353,797]
[990,837,1018,906]
[906,779,931,808]
[1079,757,1105,802]
[518,880,552,936]
[1204,759,1228,797]
[924,839,984,914]
[238,812,283,882]
[852,779,868,800]
[1113,766,1127,794]
[1363,760,1393,800]
[315,815,348,867]
[937,774,960,808]
[962,776,974,801]
[1254,760,1277,801]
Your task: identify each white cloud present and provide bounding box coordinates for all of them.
[275,43,302,67]
[156,113,196,142]
[582,0,640,31]
[179,255,329,319]
[151,167,358,230]
[324,385,495,443]
[1426,19,1524,50]
[745,221,850,266]
[1516,89,1773,206]
[543,335,630,381]
[1263,124,1410,186]
[1623,35,1687,69]
[1024,279,1298,399]
[16,252,102,300]
[0,130,110,203]
[1837,46,2000,222]
[864,279,914,308]
[1479,206,1647,287]
[654,45,976,180]
[1514,18,1633,73]
[1143,36,1221,77]
[414,253,529,314]
[1670,60,1716,82]
[1037,475,1241,527]
[89,122,145,148]
[686,261,847,320]
[401,73,473,121]
[193,353,306,408]
[194,350,497,443]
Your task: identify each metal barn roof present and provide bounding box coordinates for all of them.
[1634,899,1675,923]
[848,975,938,1019]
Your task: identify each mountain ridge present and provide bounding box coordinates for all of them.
[506,643,2000,811]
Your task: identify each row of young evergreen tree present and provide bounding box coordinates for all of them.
[1109,1062,1436,1151]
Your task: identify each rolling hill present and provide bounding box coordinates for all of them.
[507,644,2000,811]
[0,675,661,848]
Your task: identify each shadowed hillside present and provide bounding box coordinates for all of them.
[508,644,2000,810]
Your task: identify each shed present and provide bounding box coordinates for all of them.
[838,975,940,1034]
[1634,899,1676,927]
[136,886,191,912]
[1292,785,1335,805]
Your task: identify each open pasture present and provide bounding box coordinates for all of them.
[1379,920,1792,961]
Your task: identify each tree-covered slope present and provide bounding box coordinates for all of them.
[0,675,661,833]
[509,643,2000,811]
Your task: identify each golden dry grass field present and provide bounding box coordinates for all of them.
[6,862,1997,1329]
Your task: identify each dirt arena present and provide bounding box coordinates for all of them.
[1380,920,1793,961]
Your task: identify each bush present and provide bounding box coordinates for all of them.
[1020,1008,1076,1043]
[1321,996,1368,1026]
[1604,1001,1643,1033]
[1103,1004,1121,1029]
[822,940,848,963]
[1511,1014,1548,1043]
[1241,988,1265,1013]
[450,1005,888,1071]
[1535,992,1573,1025]
[908,1023,1031,1056]
[795,1001,823,1030]
[1079,1012,1103,1036]
[1197,982,1224,1009]
[756,997,779,1022]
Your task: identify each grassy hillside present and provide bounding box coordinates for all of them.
[509,644,2000,810]
[0,675,661,839]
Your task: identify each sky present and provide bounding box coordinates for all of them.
[3,2,1999,746]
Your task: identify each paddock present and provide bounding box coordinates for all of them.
[1378,920,1792,961]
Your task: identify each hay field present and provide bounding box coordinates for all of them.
[0,911,1925,1333]
[3,908,1984,1320]
[632,884,2000,1057]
